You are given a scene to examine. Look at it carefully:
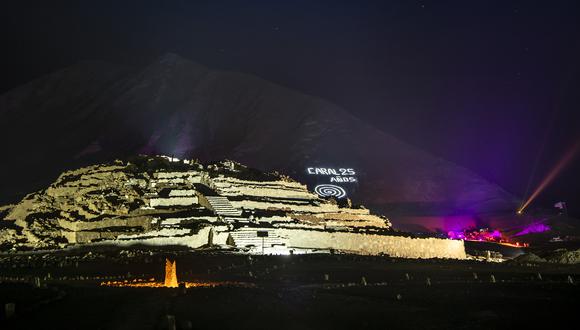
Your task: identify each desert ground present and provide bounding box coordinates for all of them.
[1,246,578,330]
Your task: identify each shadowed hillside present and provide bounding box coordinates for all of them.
[0,54,517,227]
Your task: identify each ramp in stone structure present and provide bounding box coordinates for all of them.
[205,196,243,217]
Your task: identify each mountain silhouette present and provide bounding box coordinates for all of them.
[0,53,517,229]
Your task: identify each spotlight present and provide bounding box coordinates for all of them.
[519,142,579,214]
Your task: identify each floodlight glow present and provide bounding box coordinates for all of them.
[518,142,579,214]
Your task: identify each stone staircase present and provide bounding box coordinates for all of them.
[205,196,242,217]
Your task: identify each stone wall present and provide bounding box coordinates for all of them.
[210,177,316,199]
[230,200,341,213]
[290,212,389,228]
[62,230,131,244]
[152,171,204,184]
[95,225,221,248]
[168,189,197,197]
[70,224,465,260]
[56,216,152,232]
[149,196,198,207]
[278,229,466,259]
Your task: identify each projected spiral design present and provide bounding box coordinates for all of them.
[314,184,347,199]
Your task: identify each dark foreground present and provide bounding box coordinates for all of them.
[1,248,578,330]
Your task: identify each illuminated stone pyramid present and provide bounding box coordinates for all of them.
[164,258,178,288]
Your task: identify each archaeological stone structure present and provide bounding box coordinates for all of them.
[0,156,466,259]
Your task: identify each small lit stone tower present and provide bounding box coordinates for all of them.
[164,258,178,288]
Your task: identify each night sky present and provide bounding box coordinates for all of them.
[1,1,579,214]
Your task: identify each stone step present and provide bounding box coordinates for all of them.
[205,196,242,216]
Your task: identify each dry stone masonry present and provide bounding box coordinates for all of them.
[0,156,466,259]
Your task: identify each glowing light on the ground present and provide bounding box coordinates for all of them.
[100,278,248,288]
[447,228,528,247]
[518,142,579,214]
[100,258,255,288]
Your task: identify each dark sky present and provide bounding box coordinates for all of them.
[1,0,579,214]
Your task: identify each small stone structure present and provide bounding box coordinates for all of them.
[164,258,178,288]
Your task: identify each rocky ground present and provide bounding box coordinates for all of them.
[0,248,578,329]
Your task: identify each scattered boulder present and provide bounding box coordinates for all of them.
[545,249,580,264]
[509,252,546,264]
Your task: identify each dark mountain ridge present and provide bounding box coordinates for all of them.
[0,53,518,230]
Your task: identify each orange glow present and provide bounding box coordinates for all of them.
[100,259,255,288]
[100,278,250,288]
[497,241,529,248]
[164,258,178,288]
